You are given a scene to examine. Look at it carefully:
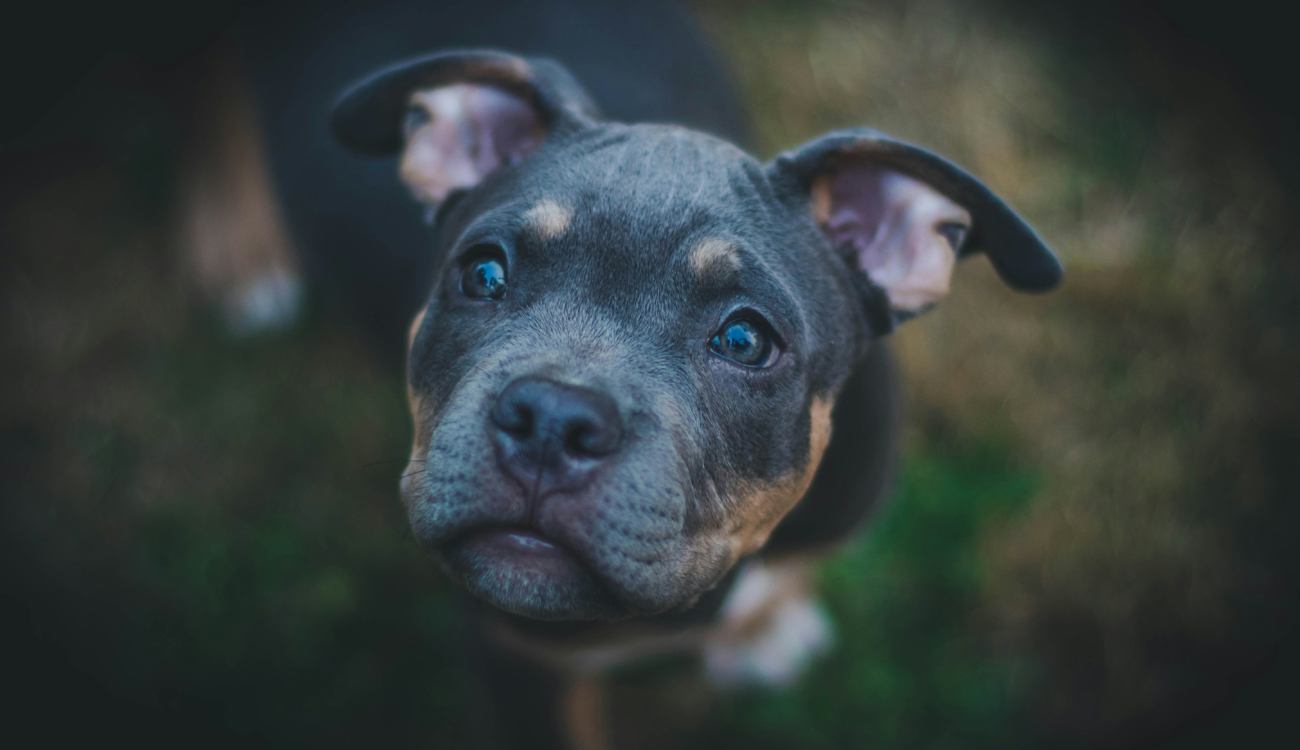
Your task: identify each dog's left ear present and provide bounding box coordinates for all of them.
[330,49,600,205]
[770,128,1062,333]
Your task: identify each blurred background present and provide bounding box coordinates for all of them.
[3,0,1298,747]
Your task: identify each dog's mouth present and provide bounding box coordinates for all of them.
[475,527,560,554]
[448,525,573,567]
[437,524,624,620]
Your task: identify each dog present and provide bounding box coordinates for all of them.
[179,3,1060,746]
[322,42,1061,748]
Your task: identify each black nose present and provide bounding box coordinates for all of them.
[490,376,624,497]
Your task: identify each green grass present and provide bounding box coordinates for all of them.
[702,442,1040,750]
[12,318,478,743]
[5,0,1296,746]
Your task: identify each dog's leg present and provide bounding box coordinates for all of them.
[176,46,302,335]
[472,624,608,750]
[562,673,609,750]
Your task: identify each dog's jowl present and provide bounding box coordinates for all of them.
[332,46,1060,747]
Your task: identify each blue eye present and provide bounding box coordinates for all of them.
[460,248,507,300]
[709,317,778,368]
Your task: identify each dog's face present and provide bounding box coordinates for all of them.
[401,126,852,621]
[332,51,1061,621]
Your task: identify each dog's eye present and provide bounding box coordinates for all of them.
[460,246,508,301]
[709,316,780,368]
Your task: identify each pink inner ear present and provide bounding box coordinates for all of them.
[399,84,545,204]
[815,162,971,312]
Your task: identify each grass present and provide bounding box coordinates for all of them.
[4,0,1297,747]
[700,443,1041,750]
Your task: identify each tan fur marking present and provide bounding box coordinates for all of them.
[808,396,834,468]
[728,396,835,557]
[689,237,742,277]
[507,57,533,81]
[524,199,573,240]
[179,49,299,328]
[463,56,531,83]
[490,617,713,673]
[810,176,833,226]
[405,307,429,458]
[562,675,609,750]
[406,306,427,352]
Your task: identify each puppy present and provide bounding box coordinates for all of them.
[328,47,1061,748]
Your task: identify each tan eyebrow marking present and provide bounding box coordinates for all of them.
[689,237,743,278]
[523,199,573,240]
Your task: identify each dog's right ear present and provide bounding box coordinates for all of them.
[331,49,600,205]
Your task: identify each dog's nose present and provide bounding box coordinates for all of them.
[490,376,624,496]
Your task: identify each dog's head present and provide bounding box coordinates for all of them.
[332,50,1060,621]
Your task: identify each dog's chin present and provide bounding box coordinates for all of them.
[436,528,626,621]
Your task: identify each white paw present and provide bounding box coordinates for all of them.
[704,568,835,688]
[221,268,303,335]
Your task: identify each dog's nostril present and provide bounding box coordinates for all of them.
[565,418,621,457]
[502,403,534,436]
[490,384,535,436]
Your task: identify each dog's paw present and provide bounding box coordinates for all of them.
[220,268,304,335]
[703,563,834,688]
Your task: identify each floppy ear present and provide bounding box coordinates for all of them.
[769,128,1062,333]
[330,49,600,205]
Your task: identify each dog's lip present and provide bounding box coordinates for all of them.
[442,522,622,600]
[442,522,580,562]
[467,526,560,554]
